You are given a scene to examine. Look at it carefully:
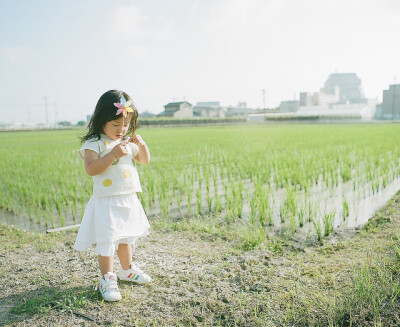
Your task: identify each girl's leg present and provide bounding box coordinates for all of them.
[98,255,114,276]
[116,243,132,270]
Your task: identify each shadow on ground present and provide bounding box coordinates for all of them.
[0,285,105,326]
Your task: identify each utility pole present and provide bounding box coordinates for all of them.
[54,102,58,126]
[261,89,266,109]
[44,96,48,126]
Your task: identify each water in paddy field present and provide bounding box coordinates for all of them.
[261,172,400,236]
[0,209,46,232]
[1,174,400,235]
[0,205,79,233]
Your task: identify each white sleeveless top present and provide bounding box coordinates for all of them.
[78,134,142,196]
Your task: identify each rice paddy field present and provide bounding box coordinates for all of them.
[1,123,400,242]
[2,123,400,326]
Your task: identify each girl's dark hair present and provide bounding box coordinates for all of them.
[80,90,139,143]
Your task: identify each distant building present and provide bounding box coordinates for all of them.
[225,102,258,117]
[297,72,375,119]
[382,84,400,119]
[375,103,383,119]
[321,73,367,104]
[193,102,225,118]
[296,102,375,120]
[300,90,339,106]
[140,111,156,118]
[279,100,299,113]
[299,92,313,106]
[158,101,193,118]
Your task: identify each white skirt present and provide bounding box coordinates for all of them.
[73,192,150,256]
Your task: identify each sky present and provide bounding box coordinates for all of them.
[0,0,399,124]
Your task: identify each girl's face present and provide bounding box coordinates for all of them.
[103,116,130,141]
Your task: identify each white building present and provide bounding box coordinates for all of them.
[296,101,376,120]
[193,102,225,118]
[297,72,374,119]
[382,84,400,119]
[279,100,299,112]
[158,101,193,118]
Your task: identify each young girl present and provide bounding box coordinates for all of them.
[74,90,151,302]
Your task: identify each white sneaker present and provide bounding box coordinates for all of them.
[99,272,122,301]
[118,263,152,284]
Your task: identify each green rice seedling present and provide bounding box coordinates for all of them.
[214,193,222,213]
[226,190,236,222]
[187,189,192,216]
[160,197,169,219]
[139,192,147,212]
[176,192,181,212]
[206,185,212,212]
[258,200,267,228]
[79,195,85,218]
[323,211,335,236]
[279,204,286,223]
[249,196,257,225]
[298,205,305,227]
[342,197,349,220]
[28,205,35,220]
[12,198,20,215]
[312,218,323,242]
[34,206,41,225]
[147,191,153,210]
[374,179,380,194]
[382,175,388,188]
[196,189,202,216]
[49,208,55,229]
[212,170,217,192]
[71,203,76,222]
[267,203,273,226]
[236,182,244,218]
[289,214,297,235]
[55,201,62,222]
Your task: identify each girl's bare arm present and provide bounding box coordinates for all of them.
[134,143,150,165]
[84,144,128,176]
[130,135,150,165]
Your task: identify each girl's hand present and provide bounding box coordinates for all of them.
[111,143,129,159]
[129,134,146,147]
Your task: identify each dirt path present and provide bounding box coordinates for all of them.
[1,192,400,326]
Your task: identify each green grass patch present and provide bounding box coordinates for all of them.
[0,222,64,252]
[12,286,99,315]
